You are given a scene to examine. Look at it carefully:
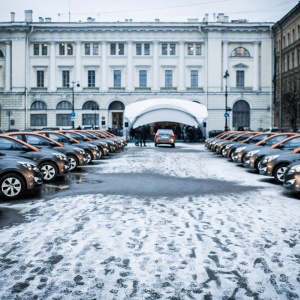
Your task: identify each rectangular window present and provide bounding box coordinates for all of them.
[33,44,39,55]
[187,44,193,55]
[136,43,142,55]
[144,44,150,55]
[118,43,124,55]
[236,70,245,88]
[30,114,47,126]
[170,43,176,55]
[190,70,198,88]
[85,43,91,55]
[114,70,121,87]
[67,44,73,55]
[57,114,71,126]
[41,44,47,55]
[59,43,65,55]
[162,43,168,55]
[37,71,44,87]
[110,43,116,55]
[165,70,173,87]
[93,43,99,55]
[62,70,70,87]
[196,43,201,55]
[88,70,96,87]
[139,70,147,87]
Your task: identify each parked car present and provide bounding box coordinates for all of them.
[259,147,300,183]
[0,135,69,182]
[37,131,101,164]
[243,133,299,171]
[215,132,252,154]
[205,131,235,149]
[210,131,241,152]
[283,161,300,192]
[0,153,43,200]
[6,132,88,171]
[208,130,224,138]
[154,129,176,147]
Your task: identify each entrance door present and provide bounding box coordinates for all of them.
[112,112,123,129]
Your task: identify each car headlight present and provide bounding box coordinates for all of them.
[18,161,39,171]
[74,147,85,154]
[248,149,260,156]
[288,165,300,174]
[52,153,67,160]
[263,154,279,163]
[225,144,233,149]
[236,146,246,153]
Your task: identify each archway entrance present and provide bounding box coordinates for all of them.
[109,100,125,131]
[232,100,250,129]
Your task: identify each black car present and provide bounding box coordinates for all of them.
[0,153,43,200]
[0,135,69,182]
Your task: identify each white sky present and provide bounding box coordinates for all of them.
[0,0,298,23]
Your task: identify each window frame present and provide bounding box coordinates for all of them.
[113,70,122,87]
[88,70,96,87]
[36,70,45,88]
[139,70,147,87]
[165,70,173,87]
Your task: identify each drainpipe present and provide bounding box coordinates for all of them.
[25,26,34,129]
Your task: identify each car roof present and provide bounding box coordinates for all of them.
[0,134,40,152]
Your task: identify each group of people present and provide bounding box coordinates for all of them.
[129,124,204,144]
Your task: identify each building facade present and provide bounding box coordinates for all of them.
[0,10,273,135]
[273,2,300,131]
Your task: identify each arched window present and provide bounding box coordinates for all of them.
[108,100,125,110]
[232,100,250,129]
[57,101,72,110]
[231,47,250,57]
[82,100,98,109]
[0,49,4,58]
[30,101,47,110]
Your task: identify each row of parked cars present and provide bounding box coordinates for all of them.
[0,129,127,200]
[205,130,300,193]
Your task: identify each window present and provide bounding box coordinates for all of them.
[67,44,73,55]
[57,114,71,126]
[31,101,47,110]
[57,101,72,110]
[93,43,99,55]
[165,70,173,87]
[136,44,142,55]
[42,44,47,55]
[162,43,176,55]
[231,47,250,57]
[37,71,44,87]
[298,49,300,67]
[110,43,124,55]
[187,43,202,55]
[62,70,70,87]
[293,29,295,43]
[162,43,168,55]
[287,33,290,45]
[170,43,176,55]
[85,43,91,55]
[236,70,245,88]
[88,70,96,87]
[298,25,300,39]
[30,114,47,126]
[0,49,4,58]
[83,101,98,110]
[34,44,39,55]
[114,70,121,87]
[144,44,150,55]
[292,52,295,68]
[139,70,147,87]
[59,43,65,55]
[190,70,198,88]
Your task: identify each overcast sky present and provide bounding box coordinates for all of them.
[0,0,298,23]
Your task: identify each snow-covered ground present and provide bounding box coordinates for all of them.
[0,143,299,299]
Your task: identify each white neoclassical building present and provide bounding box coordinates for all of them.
[0,10,274,135]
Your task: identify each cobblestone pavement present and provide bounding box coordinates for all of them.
[0,144,299,299]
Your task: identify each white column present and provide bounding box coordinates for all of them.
[152,40,159,91]
[101,41,107,91]
[222,41,229,91]
[253,41,260,91]
[5,41,11,91]
[75,41,82,91]
[49,42,56,91]
[178,41,185,91]
[126,40,133,91]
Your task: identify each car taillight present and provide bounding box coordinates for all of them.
[171,134,175,138]
[155,134,159,138]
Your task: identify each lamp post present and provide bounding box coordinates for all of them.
[223,70,230,131]
[68,81,80,128]
[92,105,99,128]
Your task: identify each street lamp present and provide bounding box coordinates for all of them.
[92,105,99,128]
[223,70,230,131]
[68,81,80,128]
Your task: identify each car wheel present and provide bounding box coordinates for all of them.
[172,144,175,148]
[40,161,58,182]
[254,157,263,173]
[99,148,104,158]
[230,150,235,161]
[85,151,93,164]
[68,155,79,171]
[0,173,25,200]
[155,143,157,147]
[274,164,289,183]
